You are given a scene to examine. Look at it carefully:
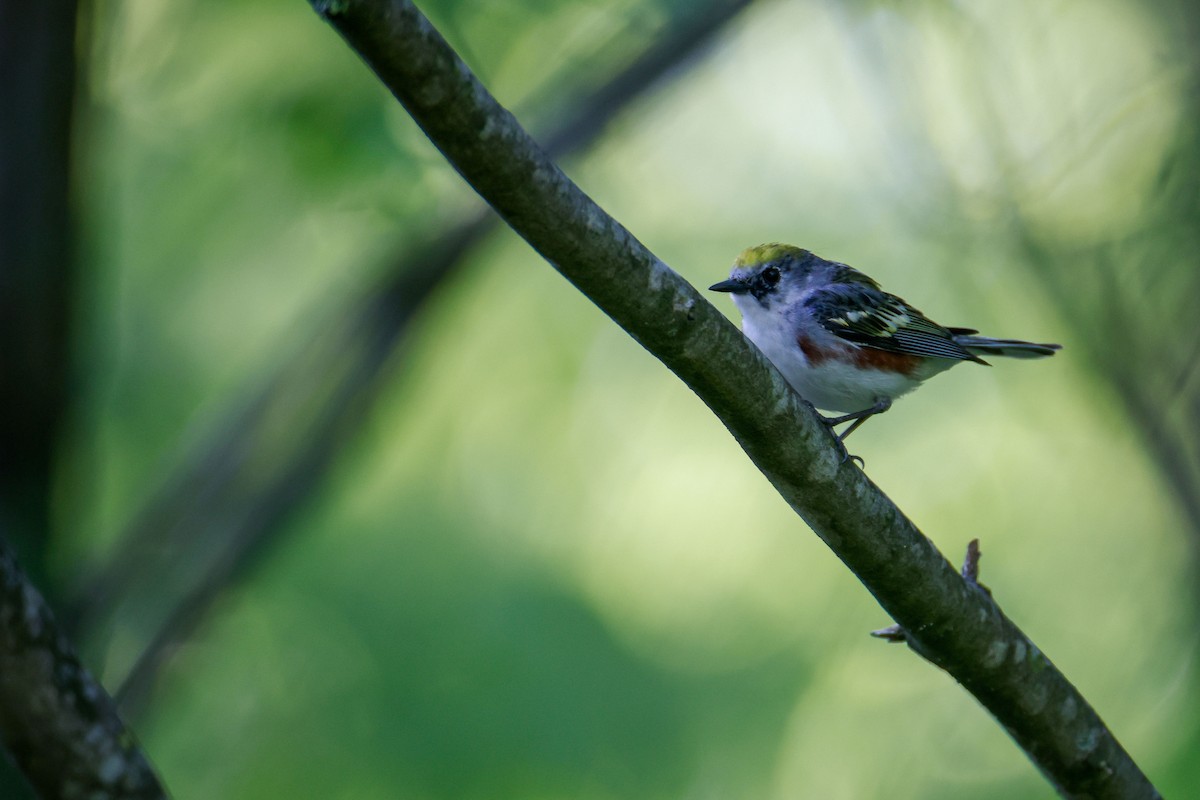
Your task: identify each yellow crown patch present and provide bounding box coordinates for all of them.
[733,243,810,269]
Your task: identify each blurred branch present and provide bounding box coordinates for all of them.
[111,224,487,717]
[0,2,131,795]
[65,0,755,714]
[850,0,1200,572]
[0,532,165,799]
[1002,88,1200,573]
[0,0,78,588]
[307,1,1160,797]
[1014,225,1200,552]
[941,2,1200,566]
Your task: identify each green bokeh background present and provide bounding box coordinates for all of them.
[46,0,1200,796]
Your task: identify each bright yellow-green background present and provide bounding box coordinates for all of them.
[61,0,1198,797]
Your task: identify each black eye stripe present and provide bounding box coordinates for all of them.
[762,266,781,286]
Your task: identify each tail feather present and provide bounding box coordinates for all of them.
[953,334,1062,360]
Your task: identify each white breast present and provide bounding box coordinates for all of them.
[737,297,934,413]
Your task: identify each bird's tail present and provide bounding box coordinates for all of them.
[950,329,1062,360]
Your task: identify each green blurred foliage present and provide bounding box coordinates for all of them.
[56,0,1199,797]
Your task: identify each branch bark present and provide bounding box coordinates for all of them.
[0,534,166,799]
[309,1,1160,797]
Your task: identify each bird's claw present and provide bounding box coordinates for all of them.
[815,399,892,468]
[818,414,865,468]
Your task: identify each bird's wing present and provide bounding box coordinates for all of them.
[802,282,982,362]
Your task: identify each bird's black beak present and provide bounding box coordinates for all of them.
[708,278,749,294]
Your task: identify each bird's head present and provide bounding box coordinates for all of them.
[708,243,824,311]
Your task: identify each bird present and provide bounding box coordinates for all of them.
[709,243,1060,444]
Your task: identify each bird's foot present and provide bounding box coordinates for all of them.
[817,415,864,466]
[817,397,892,466]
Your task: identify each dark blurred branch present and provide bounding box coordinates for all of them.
[942,2,1200,567]
[0,533,165,799]
[0,2,124,795]
[0,0,78,587]
[854,0,1200,572]
[992,56,1200,569]
[308,1,1160,797]
[1018,226,1200,550]
[65,0,755,713]
[111,224,487,717]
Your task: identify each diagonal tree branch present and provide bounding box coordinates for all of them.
[0,532,166,799]
[309,1,1161,797]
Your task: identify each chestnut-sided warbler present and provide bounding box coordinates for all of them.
[709,244,1061,441]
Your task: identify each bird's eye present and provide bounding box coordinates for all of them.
[761,266,782,286]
